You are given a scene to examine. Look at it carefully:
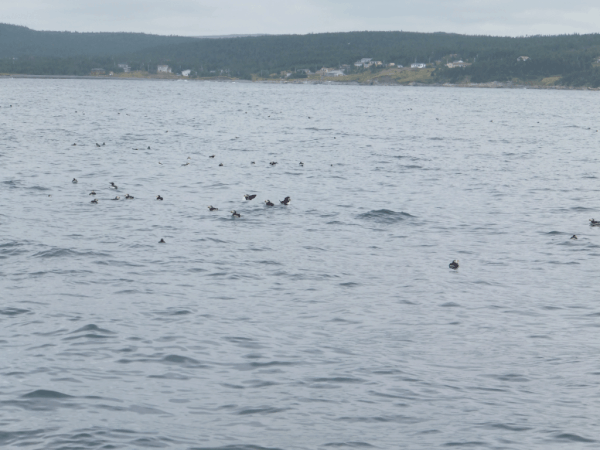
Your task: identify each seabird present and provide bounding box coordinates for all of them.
[571,235,578,240]
[147,146,151,150]
[159,238,165,243]
[265,200,274,206]
[299,162,304,166]
[590,219,600,226]
[90,198,98,204]
[125,194,134,199]
[244,194,257,201]
[251,161,255,165]
[208,205,218,211]
[96,143,101,147]
[449,260,459,270]
[112,196,120,200]
[102,143,105,146]
[72,178,78,183]
[89,191,96,196]
[156,195,163,201]
[270,161,277,166]
[231,210,241,218]
[182,162,190,166]
[280,196,291,205]
[72,143,77,146]
[219,163,223,166]
[110,182,117,189]
[209,155,215,158]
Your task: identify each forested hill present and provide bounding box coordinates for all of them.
[2,24,600,86]
[0,23,196,58]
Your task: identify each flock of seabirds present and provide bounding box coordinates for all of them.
[65,138,599,272]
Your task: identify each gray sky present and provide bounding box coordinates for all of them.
[3,0,600,36]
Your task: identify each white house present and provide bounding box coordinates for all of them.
[517,56,530,61]
[181,70,191,77]
[157,65,172,73]
[411,63,426,69]
[325,70,345,77]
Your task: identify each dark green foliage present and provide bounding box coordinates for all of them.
[2,23,600,86]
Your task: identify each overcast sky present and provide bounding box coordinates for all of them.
[3,0,600,37]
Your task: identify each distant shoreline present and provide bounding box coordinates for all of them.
[0,74,597,91]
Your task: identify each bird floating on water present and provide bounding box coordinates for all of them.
[449,260,459,270]
[251,161,255,165]
[208,205,218,211]
[270,161,278,166]
[209,155,215,158]
[590,219,600,226]
[244,194,257,201]
[112,196,120,200]
[159,238,165,243]
[110,182,117,189]
[299,162,304,166]
[182,162,190,166]
[72,178,78,184]
[89,191,96,196]
[280,196,291,205]
[219,163,223,166]
[156,195,163,201]
[571,235,578,240]
[125,194,134,199]
[90,198,98,204]
[96,143,101,147]
[231,210,241,218]
[265,200,274,207]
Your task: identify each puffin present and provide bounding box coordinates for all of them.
[449,260,459,270]
[209,155,215,158]
[89,191,96,196]
[72,178,78,183]
[159,238,165,243]
[299,162,304,166]
[112,196,120,200]
[208,205,218,211]
[571,235,578,240]
[231,210,241,218]
[109,182,118,189]
[265,200,274,207]
[590,219,600,226]
[90,198,98,204]
[244,194,257,201]
[219,163,223,166]
[156,195,163,201]
[280,196,291,205]
[125,194,134,199]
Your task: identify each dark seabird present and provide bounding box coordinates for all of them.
[231,210,241,218]
[102,143,105,146]
[251,161,255,164]
[91,198,98,204]
[209,155,215,158]
[112,196,120,200]
[159,238,166,243]
[182,162,190,166]
[265,200,274,206]
[72,178,78,183]
[156,195,163,201]
[299,162,304,166]
[125,194,134,199]
[244,194,257,201]
[208,205,218,211]
[96,143,101,147]
[89,191,96,196]
[571,235,578,240]
[110,182,117,189]
[147,146,151,150]
[590,219,600,226]
[72,143,77,146]
[219,163,223,166]
[280,196,291,205]
[449,260,459,270]
[270,161,278,166]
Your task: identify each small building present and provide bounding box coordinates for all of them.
[90,68,105,75]
[517,56,530,61]
[325,70,345,77]
[340,64,351,72]
[118,64,130,73]
[372,61,383,66]
[411,63,426,69]
[446,60,470,68]
[157,65,172,73]
[297,69,312,74]
[181,70,191,77]
[388,63,396,67]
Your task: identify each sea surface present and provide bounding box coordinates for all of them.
[1,78,600,449]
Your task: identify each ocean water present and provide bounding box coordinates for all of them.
[1,78,600,449]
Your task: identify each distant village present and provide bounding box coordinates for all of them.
[89,56,531,79]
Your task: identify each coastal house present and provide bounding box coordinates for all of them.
[181,70,191,77]
[446,60,470,68]
[118,64,130,73]
[340,64,351,72]
[157,65,172,73]
[411,63,426,69]
[90,68,105,75]
[325,70,345,77]
[517,56,530,61]
[354,58,373,68]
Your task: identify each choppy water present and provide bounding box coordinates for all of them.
[2,79,600,449]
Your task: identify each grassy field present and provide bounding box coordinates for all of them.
[309,68,437,84]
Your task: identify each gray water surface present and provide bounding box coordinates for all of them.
[1,79,600,449]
